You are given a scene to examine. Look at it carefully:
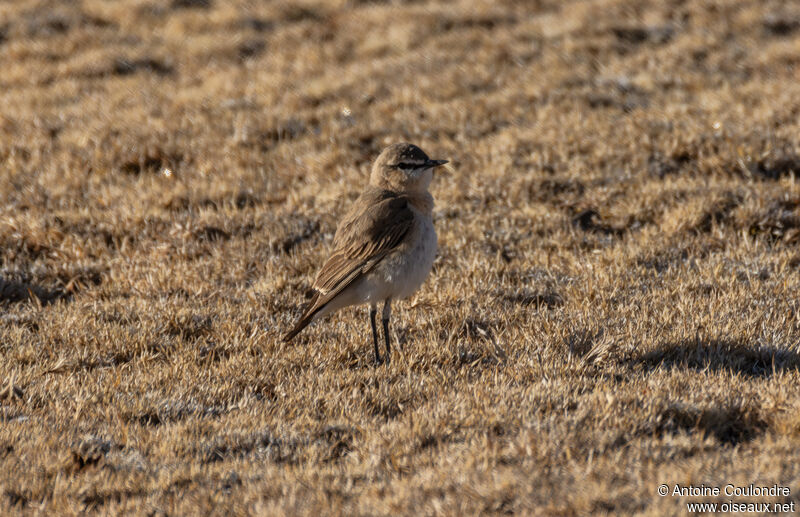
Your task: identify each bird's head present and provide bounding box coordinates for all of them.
[370,142,448,193]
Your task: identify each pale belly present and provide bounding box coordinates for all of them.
[313,213,437,319]
[389,216,437,299]
[357,215,437,303]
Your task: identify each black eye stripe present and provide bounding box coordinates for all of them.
[396,162,416,170]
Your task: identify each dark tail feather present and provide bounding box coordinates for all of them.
[283,312,314,342]
[283,293,321,342]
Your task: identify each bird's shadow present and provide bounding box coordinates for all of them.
[631,339,800,378]
[0,277,66,306]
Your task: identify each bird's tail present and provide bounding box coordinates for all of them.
[282,292,321,342]
[282,312,314,342]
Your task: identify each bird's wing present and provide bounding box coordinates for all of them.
[315,194,412,297]
[283,193,413,341]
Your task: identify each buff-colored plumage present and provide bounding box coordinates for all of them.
[283,143,447,364]
[292,192,413,327]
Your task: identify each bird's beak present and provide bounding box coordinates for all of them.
[426,159,449,168]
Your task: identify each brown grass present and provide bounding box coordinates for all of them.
[2,0,800,514]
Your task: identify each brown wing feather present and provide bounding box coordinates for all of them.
[283,192,413,341]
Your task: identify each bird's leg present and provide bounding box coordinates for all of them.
[382,299,392,364]
[370,306,381,365]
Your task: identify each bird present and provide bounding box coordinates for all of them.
[283,142,448,365]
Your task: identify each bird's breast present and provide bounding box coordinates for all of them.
[382,212,437,299]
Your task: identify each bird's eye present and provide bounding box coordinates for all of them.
[396,162,415,170]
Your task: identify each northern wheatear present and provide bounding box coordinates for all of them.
[283,142,448,365]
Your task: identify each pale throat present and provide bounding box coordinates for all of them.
[369,169,435,214]
[405,191,434,215]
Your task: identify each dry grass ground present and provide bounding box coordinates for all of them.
[1,0,800,514]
